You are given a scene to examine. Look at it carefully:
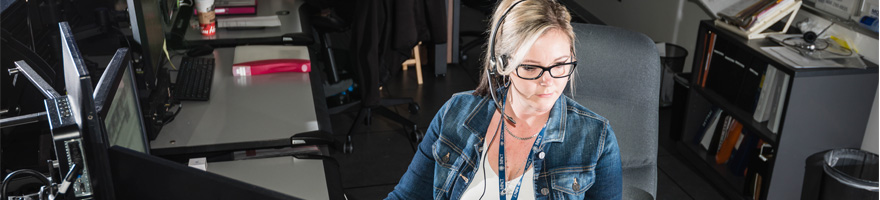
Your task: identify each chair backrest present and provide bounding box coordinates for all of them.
[567,23,660,199]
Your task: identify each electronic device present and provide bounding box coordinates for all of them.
[173,56,215,101]
[485,0,526,126]
[2,21,302,200]
[94,54,151,154]
[126,0,201,138]
[107,146,303,200]
[3,22,119,200]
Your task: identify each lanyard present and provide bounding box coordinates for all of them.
[498,122,545,200]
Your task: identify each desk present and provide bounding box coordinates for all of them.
[181,0,311,47]
[207,156,330,199]
[147,47,341,199]
[150,47,330,156]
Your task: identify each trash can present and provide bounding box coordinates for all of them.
[803,149,879,200]
[656,43,688,107]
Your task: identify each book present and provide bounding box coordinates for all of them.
[696,31,709,85]
[700,33,718,87]
[215,0,257,15]
[728,131,759,176]
[718,0,793,29]
[232,45,311,76]
[768,73,790,133]
[745,141,771,199]
[707,113,729,157]
[762,69,786,125]
[716,119,743,164]
[753,66,778,122]
[694,108,716,144]
[714,0,802,39]
[698,108,725,149]
[232,59,311,76]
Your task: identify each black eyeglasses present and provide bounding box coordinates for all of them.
[514,61,577,80]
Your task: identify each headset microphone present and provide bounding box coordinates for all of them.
[486,0,525,125]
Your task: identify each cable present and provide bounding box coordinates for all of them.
[478,111,503,200]
[1,169,51,200]
[162,103,183,126]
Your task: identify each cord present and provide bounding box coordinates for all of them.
[162,103,183,126]
[1,169,51,200]
[478,112,503,200]
[780,22,853,57]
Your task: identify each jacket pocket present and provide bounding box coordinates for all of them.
[432,137,464,170]
[550,167,595,197]
[431,138,466,198]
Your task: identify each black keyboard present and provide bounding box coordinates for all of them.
[174,57,214,101]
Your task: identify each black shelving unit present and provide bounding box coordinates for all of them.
[677,20,878,200]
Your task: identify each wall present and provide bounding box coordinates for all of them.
[573,0,711,74]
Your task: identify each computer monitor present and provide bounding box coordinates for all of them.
[102,61,151,153]
[126,0,170,88]
[108,146,302,200]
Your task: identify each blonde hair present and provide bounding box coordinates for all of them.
[474,0,576,96]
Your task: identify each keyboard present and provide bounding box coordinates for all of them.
[174,57,214,101]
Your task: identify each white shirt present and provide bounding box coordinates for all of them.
[461,139,536,200]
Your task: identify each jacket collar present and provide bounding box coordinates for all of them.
[463,91,567,144]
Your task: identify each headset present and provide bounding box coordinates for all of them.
[486,0,526,126]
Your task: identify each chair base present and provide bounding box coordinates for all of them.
[336,98,422,154]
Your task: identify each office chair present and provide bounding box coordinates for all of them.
[303,2,421,154]
[457,0,496,65]
[304,4,356,105]
[568,23,660,200]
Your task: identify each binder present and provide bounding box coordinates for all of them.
[705,37,746,103]
[735,58,768,113]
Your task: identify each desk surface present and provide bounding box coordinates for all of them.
[207,156,329,200]
[182,0,306,45]
[150,47,320,155]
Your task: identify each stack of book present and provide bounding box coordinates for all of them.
[215,0,257,15]
[715,0,803,39]
[692,108,768,178]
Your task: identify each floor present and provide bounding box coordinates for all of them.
[322,5,725,200]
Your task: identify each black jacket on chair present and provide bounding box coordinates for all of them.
[351,0,446,106]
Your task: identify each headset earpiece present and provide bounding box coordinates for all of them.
[499,54,508,71]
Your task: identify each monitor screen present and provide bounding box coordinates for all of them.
[104,64,150,153]
[127,0,169,83]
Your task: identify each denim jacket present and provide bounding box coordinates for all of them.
[387,91,622,199]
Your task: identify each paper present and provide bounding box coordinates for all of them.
[217,16,282,28]
[699,0,754,18]
[761,47,844,68]
[188,157,208,171]
[718,0,761,18]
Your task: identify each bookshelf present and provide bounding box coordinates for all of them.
[677,20,878,200]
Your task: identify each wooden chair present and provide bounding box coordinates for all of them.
[401,41,424,84]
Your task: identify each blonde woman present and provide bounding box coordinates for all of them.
[386,0,622,199]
